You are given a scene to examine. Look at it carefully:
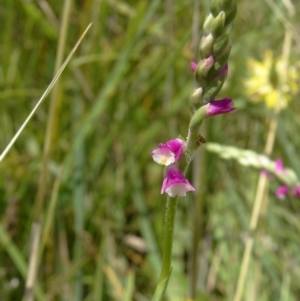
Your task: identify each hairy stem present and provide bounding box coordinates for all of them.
[158,196,179,282]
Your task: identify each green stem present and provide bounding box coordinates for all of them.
[155,107,206,295]
[158,196,179,282]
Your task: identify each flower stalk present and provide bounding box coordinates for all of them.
[233,20,294,301]
[158,196,178,283]
[151,0,237,299]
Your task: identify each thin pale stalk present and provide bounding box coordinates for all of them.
[0,225,45,300]
[0,23,89,301]
[233,176,267,301]
[0,22,91,162]
[23,223,42,301]
[189,0,202,298]
[24,1,73,300]
[40,178,61,256]
[72,95,85,301]
[34,0,73,225]
[233,23,293,301]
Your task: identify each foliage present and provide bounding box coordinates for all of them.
[1,0,300,300]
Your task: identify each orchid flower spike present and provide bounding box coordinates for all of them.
[205,98,235,118]
[151,139,185,166]
[161,165,195,197]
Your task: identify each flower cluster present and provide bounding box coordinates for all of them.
[151,0,237,198]
[151,94,235,198]
[151,139,195,198]
[276,185,300,200]
[189,0,236,112]
[262,159,300,200]
[187,0,236,140]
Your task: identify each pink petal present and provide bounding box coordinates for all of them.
[161,165,195,197]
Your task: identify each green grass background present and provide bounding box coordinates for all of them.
[1,0,300,300]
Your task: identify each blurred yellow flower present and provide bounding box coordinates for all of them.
[244,50,299,109]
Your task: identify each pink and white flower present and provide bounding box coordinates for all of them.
[275,185,289,200]
[151,139,185,166]
[205,98,235,118]
[161,165,195,197]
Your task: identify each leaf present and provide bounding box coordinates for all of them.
[151,271,172,301]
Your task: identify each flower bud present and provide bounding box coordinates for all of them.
[161,165,195,197]
[204,11,226,37]
[205,98,235,118]
[196,55,214,78]
[191,87,203,98]
[210,0,237,26]
[190,61,197,72]
[203,14,214,33]
[189,87,203,113]
[200,34,214,57]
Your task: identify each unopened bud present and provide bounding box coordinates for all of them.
[210,0,237,26]
[203,14,214,33]
[190,87,203,113]
[192,87,203,98]
[190,61,197,72]
[204,11,226,37]
[196,55,214,78]
[200,34,214,57]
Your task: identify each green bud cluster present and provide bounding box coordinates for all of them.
[183,0,237,176]
[189,0,237,113]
